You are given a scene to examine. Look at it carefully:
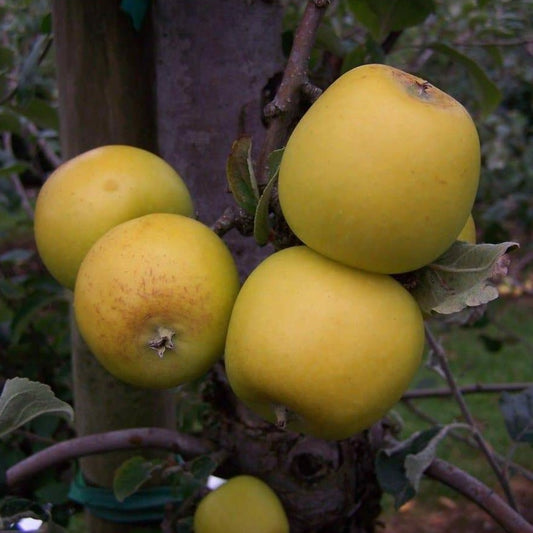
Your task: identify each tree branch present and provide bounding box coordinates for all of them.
[2,132,35,220]
[257,0,329,185]
[402,382,532,399]
[401,398,533,483]
[210,205,254,238]
[5,427,215,488]
[426,458,533,533]
[425,324,519,510]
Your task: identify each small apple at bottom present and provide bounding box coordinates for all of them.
[193,475,289,533]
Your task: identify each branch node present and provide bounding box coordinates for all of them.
[301,80,323,103]
[263,100,285,119]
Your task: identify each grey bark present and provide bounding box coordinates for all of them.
[152,0,283,276]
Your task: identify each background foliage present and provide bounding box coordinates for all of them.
[0,0,531,530]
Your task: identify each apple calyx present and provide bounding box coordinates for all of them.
[148,326,175,358]
[416,80,432,97]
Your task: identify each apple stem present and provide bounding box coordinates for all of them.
[274,404,289,429]
[148,327,175,358]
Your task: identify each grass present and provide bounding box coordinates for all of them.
[383,295,533,509]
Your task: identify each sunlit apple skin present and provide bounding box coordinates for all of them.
[74,213,240,389]
[34,145,193,289]
[194,475,290,533]
[224,246,425,441]
[456,213,476,244]
[278,63,480,274]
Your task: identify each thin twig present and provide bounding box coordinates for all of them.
[210,205,254,238]
[6,427,215,488]
[401,398,533,483]
[24,120,63,170]
[425,457,533,533]
[2,132,34,220]
[402,382,532,400]
[425,324,519,510]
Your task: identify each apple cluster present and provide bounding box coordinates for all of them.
[33,63,481,443]
[33,145,240,390]
[223,64,481,440]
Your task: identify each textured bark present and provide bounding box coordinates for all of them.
[51,2,175,532]
[204,365,383,533]
[152,0,284,277]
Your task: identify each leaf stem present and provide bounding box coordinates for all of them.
[424,324,519,510]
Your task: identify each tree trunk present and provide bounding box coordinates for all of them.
[152,0,284,277]
[51,2,175,532]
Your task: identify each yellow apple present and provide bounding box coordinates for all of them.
[278,63,480,274]
[74,213,239,389]
[224,246,425,440]
[456,213,476,244]
[193,475,289,533]
[34,145,193,289]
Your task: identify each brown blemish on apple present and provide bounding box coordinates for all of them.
[103,179,118,191]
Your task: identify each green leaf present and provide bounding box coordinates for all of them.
[11,97,59,130]
[34,480,70,505]
[404,423,472,491]
[226,136,260,215]
[40,13,53,34]
[0,109,22,135]
[385,0,436,31]
[189,455,217,481]
[429,43,502,116]
[120,0,151,31]
[347,0,381,39]
[411,241,518,315]
[348,0,435,41]
[0,378,73,439]
[341,44,367,74]
[376,426,441,508]
[10,291,63,345]
[253,148,284,246]
[0,46,15,71]
[18,34,51,91]
[499,386,533,444]
[315,23,348,57]
[0,162,31,178]
[113,456,161,502]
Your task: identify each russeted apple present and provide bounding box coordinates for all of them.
[74,213,240,389]
[34,145,193,289]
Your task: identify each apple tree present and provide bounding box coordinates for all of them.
[0,1,532,532]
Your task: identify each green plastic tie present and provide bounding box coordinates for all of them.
[68,470,182,523]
